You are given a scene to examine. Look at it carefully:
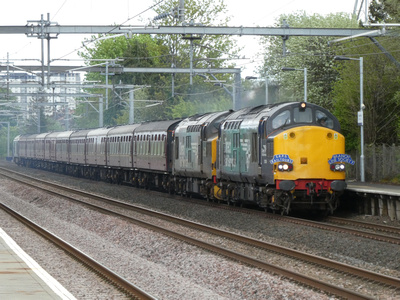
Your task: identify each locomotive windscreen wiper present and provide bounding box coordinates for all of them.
[278,118,290,130]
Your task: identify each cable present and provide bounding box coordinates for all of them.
[51,0,68,21]
[54,1,166,60]
[108,0,166,34]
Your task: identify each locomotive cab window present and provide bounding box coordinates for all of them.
[272,110,291,129]
[316,110,334,129]
[294,107,312,123]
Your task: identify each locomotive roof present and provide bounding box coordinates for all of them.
[56,131,74,138]
[179,110,232,127]
[134,119,182,133]
[227,102,332,120]
[87,127,113,137]
[70,129,92,138]
[107,124,141,135]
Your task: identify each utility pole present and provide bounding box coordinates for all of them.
[353,0,369,22]
[99,96,103,127]
[104,62,109,109]
[129,89,134,124]
[0,122,10,158]
[6,53,10,102]
[179,0,185,22]
[26,13,59,133]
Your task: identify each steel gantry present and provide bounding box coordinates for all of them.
[0,24,385,37]
[0,14,393,132]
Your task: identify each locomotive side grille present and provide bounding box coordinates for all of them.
[267,140,274,157]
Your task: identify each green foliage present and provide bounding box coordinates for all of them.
[73,99,102,129]
[166,91,231,119]
[333,32,400,150]
[75,0,237,128]
[259,9,400,150]
[153,0,237,116]
[369,0,400,22]
[77,34,169,127]
[0,125,19,158]
[259,12,358,109]
[380,173,400,185]
[154,0,236,69]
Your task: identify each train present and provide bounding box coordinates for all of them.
[13,101,354,214]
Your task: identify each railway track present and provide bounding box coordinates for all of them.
[277,214,400,245]
[1,167,399,299]
[190,199,400,245]
[159,185,400,245]
[160,186,400,245]
[0,202,156,300]
[326,215,400,236]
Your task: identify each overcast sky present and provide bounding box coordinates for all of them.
[0,0,359,76]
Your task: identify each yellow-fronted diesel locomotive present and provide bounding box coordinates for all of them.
[13,102,353,214]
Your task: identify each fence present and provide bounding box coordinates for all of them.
[346,144,400,182]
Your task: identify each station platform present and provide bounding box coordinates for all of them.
[346,182,400,221]
[347,182,400,197]
[0,228,76,300]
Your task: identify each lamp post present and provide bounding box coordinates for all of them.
[281,67,307,102]
[334,56,365,182]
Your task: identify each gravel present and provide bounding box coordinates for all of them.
[1,161,399,299]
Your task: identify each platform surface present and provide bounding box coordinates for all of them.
[347,182,400,197]
[0,228,76,300]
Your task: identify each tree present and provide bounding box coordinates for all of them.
[258,12,358,109]
[258,10,400,149]
[142,0,238,118]
[77,34,169,128]
[369,0,400,23]
[332,0,400,150]
[76,0,239,127]
[0,124,20,159]
[333,44,400,149]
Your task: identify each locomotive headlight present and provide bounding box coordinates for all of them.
[330,163,345,172]
[278,163,293,172]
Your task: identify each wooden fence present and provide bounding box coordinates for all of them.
[346,144,400,182]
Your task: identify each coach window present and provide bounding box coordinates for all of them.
[157,135,161,156]
[162,135,166,156]
[141,135,144,155]
[272,110,291,129]
[139,135,142,155]
[133,136,137,155]
[147,135,151,154]
[126,136,130,154]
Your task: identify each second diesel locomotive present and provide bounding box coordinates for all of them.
[13,102,354,214]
